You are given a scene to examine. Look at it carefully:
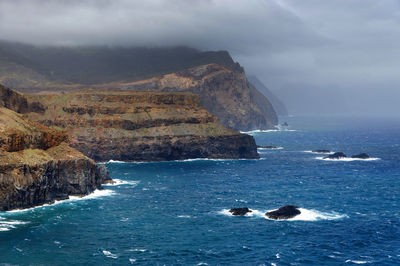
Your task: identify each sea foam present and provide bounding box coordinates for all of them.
[103,179,139,187]
[219,208,348,221]
[316,157,380,162]
[3,189,115,214]
[241,129,297,134]
[257,147,284,150]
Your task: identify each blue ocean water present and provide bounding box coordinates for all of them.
[1,116,399,265]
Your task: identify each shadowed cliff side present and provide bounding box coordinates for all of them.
[248,76,288,116]
[26,90,259,162]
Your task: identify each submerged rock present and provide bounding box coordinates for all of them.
[312,149,331,154]
[229,207,252,216]
[324,152,347,159]
[265,205,301,220]
[351,153,370,159]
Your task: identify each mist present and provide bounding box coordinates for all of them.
[1,0,399,116]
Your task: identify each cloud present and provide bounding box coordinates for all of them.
[0,0,399,115]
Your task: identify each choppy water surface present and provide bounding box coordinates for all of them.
[1,116,399,265]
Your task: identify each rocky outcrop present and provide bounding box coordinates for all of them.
[0,84,45,114]
[324,152,347,159]
[351,153,370,159]
[229,207,252,216]
[265,205,301,220]
[26,90,259,162]
[0,101,110,211]
[92,64,278,131]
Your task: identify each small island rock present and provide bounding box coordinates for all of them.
[229,207,252,216]
[324,152,347,159]
[351,153,370,159]
[265,205,301,220]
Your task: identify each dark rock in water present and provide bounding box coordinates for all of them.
[265,205,301,220]
[229,207,252,216]
[351,153,370,159]
[281,122,289,127]
[257,145,279,149]
[324,152,347,159]
[312,149,331,154]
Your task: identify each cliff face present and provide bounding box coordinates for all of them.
[0,91,110,211]
[248,76,288,116]
[26,90,259,162]
[0,42,278,131]
[92,64,278,131]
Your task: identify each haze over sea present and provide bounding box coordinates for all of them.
[1,116,399,265]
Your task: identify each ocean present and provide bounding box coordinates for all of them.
[1,116,399,265]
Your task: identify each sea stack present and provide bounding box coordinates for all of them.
[265,205,301,220]
[229,207,252,216]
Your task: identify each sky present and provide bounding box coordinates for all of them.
[0,0,399,116]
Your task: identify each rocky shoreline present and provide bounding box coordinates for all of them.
[0,103,111,211]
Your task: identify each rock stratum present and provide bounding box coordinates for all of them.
[91,64,278,131]
[0,42,278,131]
[0,102,110,211]
[26,90,259,162]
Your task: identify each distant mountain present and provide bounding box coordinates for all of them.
[0,41,278,130]
[248,76,288,116]
[0,40,237,88]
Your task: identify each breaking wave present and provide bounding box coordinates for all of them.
[103,179,140,187]
[316,157,380,162]
[219,208,348,221]
[4,189,115,214]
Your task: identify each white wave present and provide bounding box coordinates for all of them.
[128,248,146,252]
[0,220,29,232]
[345,259,371,264]
[106,158,261,164]
[4,189,115,213]
[177,215,192,218]
[103,179,139,187]
[304,150,334,155]
[219,208,348,221]
[106,160,127,164]
[103,250,118,259]
[316,157,380,162]
[257,147,284,150]
[283,208,348,221]
[241,128,298,134]
[129,258,136,264]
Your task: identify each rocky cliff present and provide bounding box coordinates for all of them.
[92,64,278,131]
[0,91,110,211]
[26,90,259,162]
[248,76,288,116]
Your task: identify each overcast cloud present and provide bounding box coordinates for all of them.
[0,0,399,116]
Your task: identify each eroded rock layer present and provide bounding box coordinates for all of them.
[0,105,110,211]
[26,90,259,162]
[92,64,278,131]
